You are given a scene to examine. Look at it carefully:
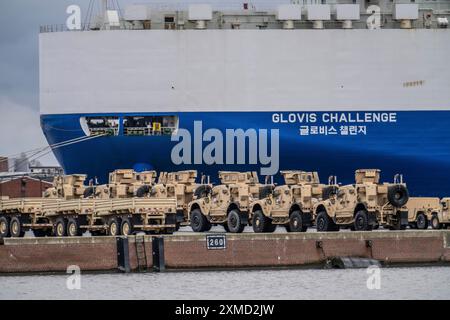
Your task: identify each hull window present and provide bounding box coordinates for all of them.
[123,115,178,136]
[81,116,119,136]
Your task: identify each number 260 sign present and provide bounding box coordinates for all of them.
[206,234,226,250]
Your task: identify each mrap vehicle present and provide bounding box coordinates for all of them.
[313,169,409,231]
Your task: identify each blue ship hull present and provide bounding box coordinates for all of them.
[41,111,450,197]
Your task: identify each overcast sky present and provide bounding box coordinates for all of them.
[0,0,285,167]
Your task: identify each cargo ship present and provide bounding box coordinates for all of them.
[39,0,450,196]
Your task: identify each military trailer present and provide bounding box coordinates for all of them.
[188,171,273,233]
[405,197,440,229]
[431,198,450,229]
[313,169,409,231]
[249,170,338,233]
[0,172,178,237]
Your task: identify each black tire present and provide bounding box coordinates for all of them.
[67,218,82,237]
[252,210,268,233]
[136,185,151,198]
[190,209,209,232]
[416,213,428,230]
[120,218,133,235]
[10,216,25,238]
[54,217,67,237]
[227,209,245,233]
[203,222,212,232]
[387,185,409,207]
[223,223,230,232]
[316,211,332,232]
[0,216,10,238]
[107,217,120,236]
[264,222,277,233]
[354,210,371,231]
[83,187,94,198]
[288,210,307,232]
[431,215,442,230]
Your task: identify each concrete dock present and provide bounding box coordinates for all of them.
[0,230,449,273]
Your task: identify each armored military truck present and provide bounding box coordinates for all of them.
[188,171,273,233]
[43,174,87,199]
[405,197,440,229]
[249,171,338,233]
[88,169,157,199]
[313,169,409,231]
[431,198,450,229]
[151,170,211,228]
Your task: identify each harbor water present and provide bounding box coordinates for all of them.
[1,266,449,300]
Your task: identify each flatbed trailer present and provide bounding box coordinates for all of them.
[0,197,177,237]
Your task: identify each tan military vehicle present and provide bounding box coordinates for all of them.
[89,169,157,199]
[313,169,409,231]
[249,171,338,233]
[405,197,440,229]
[43,174,87,199]
[152,170,211,228]
[188,171,273,233]
[431,198,450,229]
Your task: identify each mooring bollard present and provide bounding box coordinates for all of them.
[152,236,165,272]
[116,236,131,273]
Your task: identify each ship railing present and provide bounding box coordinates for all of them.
[123,126,176,136]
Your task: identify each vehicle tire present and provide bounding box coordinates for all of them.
[223,223,230,232]
[0,216,10,238]
[387,185,409,207]
[354,210,370,231]
[288,210,307,232]
[120,218,133,235]
[316,211,333,232]
[190,209,209,232]
[107,217,120,236]
[252,210,267,233]
[431,215,442,230]
[67,218,82,237]
[203,222,212,232]
[227,210,245,233]
[416,213,428,230]
[54,217,67,237]
[264,222,277,233]
[10,216,25,238]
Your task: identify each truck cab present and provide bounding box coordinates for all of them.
[431,198,450,229]
[188,171,272,233]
